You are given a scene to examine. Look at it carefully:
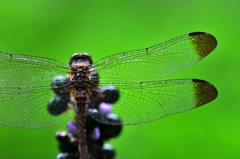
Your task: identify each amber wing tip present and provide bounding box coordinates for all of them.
[192,79,218,107]
[188,31,217,58]
[189,32,207,36]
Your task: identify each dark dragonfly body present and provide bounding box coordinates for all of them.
[69,53,94,159]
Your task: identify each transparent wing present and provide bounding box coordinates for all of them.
[90,79,218,125]
[0,52,74,128]
[93,32,217,80]
[0,51,69,86]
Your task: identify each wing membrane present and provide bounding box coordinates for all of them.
[90,79,218,125]
[0,32,218,128]
[94,32,217,80]
[0,52,73,128]
[0,51,69,86]
[0,86,74,128]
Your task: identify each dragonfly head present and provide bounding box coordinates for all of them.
[69,53,93,67]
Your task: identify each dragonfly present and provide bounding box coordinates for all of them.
[0,31,218,159]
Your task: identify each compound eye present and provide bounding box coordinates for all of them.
[81,53,92,64]
[69,53,93,65]
[81,53,90,58]
[70,53,80,59]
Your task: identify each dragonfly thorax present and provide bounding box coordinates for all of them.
[70,63,92,92]
[69,53,93,90]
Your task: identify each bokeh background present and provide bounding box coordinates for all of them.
[0,1,238,159]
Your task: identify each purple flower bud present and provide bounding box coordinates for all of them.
[90,127,101,140]
[99,102,112,115]
[67,121,78,136]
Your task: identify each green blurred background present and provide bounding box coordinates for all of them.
[0,0,238,159]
